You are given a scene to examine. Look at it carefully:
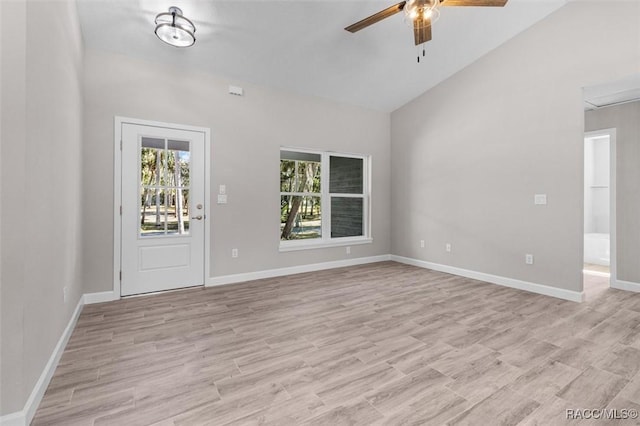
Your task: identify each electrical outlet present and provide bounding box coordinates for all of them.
[534,194,547,205]
[63,287,68,304]
[346,246,351,255]
[420,240,425,248]
[232,248,238,258]
[445,243,451,252]
[525,254,534,265]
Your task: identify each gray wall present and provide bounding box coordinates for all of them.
[390,1,640,293]
[0,0,84,416]
[586,101,640,284]
[82,49,391,294]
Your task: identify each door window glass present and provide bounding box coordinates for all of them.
[140,137,191,237]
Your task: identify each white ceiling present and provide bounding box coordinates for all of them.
[77,0,567,112]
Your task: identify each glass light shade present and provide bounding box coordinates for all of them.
[404,0,440,28]
[155,7,196,48]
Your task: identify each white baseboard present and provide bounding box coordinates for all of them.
[206,255,392,287]
[0,295,85,426]
[1,290,119,425]
[0,411,26,426]
[391,255,585,303]
[83,290,118,304]
[612,279,640,293]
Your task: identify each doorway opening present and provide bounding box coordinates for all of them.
[583,130,615,300]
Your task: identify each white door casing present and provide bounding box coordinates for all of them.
[115,118,210,297]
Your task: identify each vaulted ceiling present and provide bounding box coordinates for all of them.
[77,0,567,111]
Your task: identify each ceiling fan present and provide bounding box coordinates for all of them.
[345,0,508,60]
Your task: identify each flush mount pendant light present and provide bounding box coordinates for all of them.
[155,6,196,48]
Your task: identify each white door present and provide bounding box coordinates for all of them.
[121,123,206,296]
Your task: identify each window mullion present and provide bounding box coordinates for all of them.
[322,152,330,241]
[364,157,369,238]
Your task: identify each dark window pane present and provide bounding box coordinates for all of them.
[331,197,363,238]
[330,156,363,194]
[280,195,321,240]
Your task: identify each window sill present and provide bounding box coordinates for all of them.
[279,238,373,252]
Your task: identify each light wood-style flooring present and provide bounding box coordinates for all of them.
[583,272,610,302]
[33,262,640,425]
[584,263,610,275]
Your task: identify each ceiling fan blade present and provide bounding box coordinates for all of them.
[345,1,407,33]
[440,0,508,6]
[413,17,432,45]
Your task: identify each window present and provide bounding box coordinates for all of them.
[140,137,191,237]
[280,149,370,250]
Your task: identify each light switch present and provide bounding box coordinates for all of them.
[534,194,547,205]
[219,184,226,195]
[229,86,244,96]
[217,194,227,204]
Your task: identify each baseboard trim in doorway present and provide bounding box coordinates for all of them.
[206,255,392,287]
[612,279,640,293]
[391,255,585,303]
[583,269,611,278]
[83,290,118,304]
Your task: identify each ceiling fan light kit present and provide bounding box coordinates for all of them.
[345,0,508,62]
[155,6,196,48]
[404,0,440,26]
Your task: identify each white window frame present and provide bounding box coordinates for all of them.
[279,147,372,251]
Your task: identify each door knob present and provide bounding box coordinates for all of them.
[191,215,203,220]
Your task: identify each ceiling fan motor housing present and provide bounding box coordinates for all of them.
[405,0,440,26]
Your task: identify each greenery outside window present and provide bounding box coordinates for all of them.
[280,148,371,250]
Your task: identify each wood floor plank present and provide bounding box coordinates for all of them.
[314,362,404,406]
[386,341,455,375]
[173,382,290,426]
[302,399,383,426]
[448,386,540,425]
[498,337,560,369]
[510,359,582,404]
[224,392,325,426]
[382,385,470,425]
[32,262,640,425]
[517,396,575,426]
[596,344,640,380]
[556,366,628,408]
[364,367,450,413]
